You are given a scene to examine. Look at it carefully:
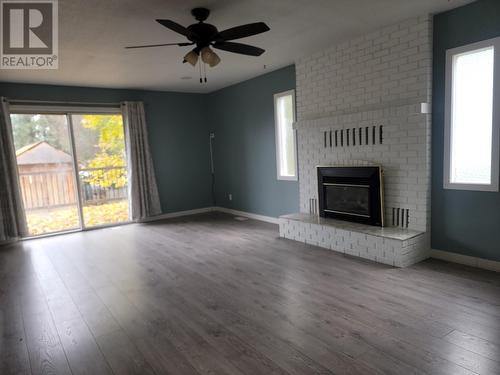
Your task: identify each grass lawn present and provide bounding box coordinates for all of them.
[26,200,130,236]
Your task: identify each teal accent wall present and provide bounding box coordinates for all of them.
[0,82,212,214]
[432,0,500,261]
[1,65,298,220]
[207,65,299,217]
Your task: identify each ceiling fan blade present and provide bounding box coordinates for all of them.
[156,19,198,39]
[216,22,270,41]
[212,42,265,56]
[125,42,193,49]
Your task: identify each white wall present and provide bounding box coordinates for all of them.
[294,16,432,232]
[296,15,433,121]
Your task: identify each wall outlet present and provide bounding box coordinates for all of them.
[228,193,232,201]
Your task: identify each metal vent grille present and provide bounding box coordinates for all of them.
[309,198,318,215]
[391,207,409,228]
[323,125,383,149]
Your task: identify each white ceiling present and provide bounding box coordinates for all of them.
[0,0,474,93]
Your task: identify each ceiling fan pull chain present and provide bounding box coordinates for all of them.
[204,62,207,83]
[199,58,203,83]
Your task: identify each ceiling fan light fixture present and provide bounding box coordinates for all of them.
[128,9,270,84]
[210,52,221,67]
[183,50,199,66]
[201,47,221,67]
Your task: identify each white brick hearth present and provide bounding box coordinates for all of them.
[279,213,429,267]
[280,15,433,267]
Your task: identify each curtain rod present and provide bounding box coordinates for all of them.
[4,98,122,107]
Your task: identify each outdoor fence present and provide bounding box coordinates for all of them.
[18,166,128,210]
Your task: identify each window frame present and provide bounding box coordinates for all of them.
[444,37,500,192]
[8,105,132,237]
[274,89,298,181]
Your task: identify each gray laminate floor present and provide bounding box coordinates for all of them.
[1,212,499,375]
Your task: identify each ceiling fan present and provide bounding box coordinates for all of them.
[126,7,270,79]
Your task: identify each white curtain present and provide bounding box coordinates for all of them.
[121,101,162,221]
[0,98,28,242]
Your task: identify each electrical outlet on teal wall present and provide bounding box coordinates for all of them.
[432,0,500,262]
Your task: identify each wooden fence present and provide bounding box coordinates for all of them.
[18,167,128,210]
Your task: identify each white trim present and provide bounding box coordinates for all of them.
[214,207,280,224]
[274,89,298,181]
[431,249,500,273]
[444,37,500,192]
[139,206,280,224]
[141,207,215,222]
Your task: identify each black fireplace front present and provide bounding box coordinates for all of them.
[317,166,384,226]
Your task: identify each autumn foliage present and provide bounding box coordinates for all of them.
[81,115,128,188]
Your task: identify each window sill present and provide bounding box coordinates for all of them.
[444,182,499,192]
[278,176,298,181]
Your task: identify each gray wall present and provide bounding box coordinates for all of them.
[0,82,212,214]
[432,0,500,261]
[208,65,299,217]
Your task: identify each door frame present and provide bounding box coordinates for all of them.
[66,113,86,230]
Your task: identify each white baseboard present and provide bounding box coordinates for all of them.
[143,206,280,225]
[431,249,500,273]
[144,210,499,273]
[143,207,215,222]
[213,207,280,224]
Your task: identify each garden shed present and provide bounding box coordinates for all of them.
[16,141,77,209]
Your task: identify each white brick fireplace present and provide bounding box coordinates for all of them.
[279,15,433,267]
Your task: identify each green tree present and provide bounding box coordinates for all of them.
[11,114,70,152]
[81,115,127,189]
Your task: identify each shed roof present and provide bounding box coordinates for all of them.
[16,141,72,165]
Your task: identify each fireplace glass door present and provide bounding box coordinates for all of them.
[324,183,370,217]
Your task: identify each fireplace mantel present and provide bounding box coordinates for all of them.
[293,102,429,130]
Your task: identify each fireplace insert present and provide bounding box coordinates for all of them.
[317,166,384,226]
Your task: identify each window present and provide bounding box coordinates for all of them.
[444,38,500,191]
[274,90,297,180]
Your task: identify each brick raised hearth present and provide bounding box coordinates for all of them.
[279,213,429,267]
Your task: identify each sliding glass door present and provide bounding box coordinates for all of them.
[10,111,130,237]
[11,114,81,236]
[72,114,130,228]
